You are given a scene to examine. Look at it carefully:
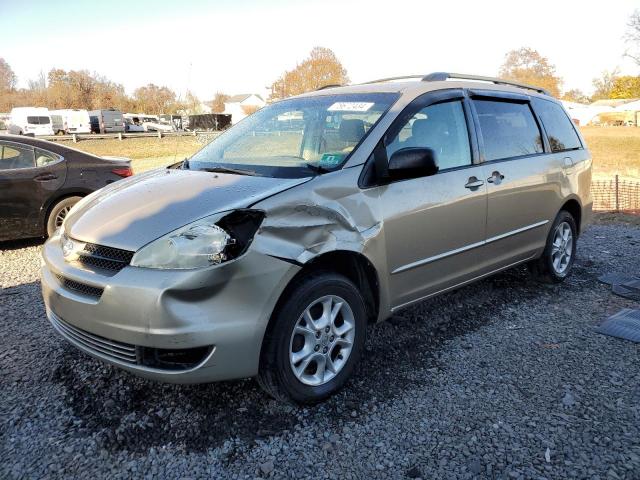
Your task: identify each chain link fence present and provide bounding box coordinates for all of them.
[592,175,640,212]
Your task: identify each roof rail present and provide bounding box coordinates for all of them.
[361,75,424,84]
[422,72,549,95]
[316,84,343,91]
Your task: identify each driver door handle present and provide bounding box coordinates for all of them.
[487,171,504,184]
[33,173,58,182]
[465,177,484,190]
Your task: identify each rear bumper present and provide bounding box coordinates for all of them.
[40,233,300,383]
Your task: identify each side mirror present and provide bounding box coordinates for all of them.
[388,147,438,180]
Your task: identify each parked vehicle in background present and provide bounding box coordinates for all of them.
[123,114,174,132]
[89,109,125,134]
[0,135,132,241]
[124,118,145,132]
[159,114,183,130]
[185,113,232,131]
[0,113,10,132]
[143,119,175,132]
[136,116,171,132]
[51,114,64,135]
[8,107,54,136]
[50,109,92,135]
[41,72,592,403]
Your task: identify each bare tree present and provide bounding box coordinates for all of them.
[210,92,230,113]
[624,9,640,65]
[269,47,349,101]
[133,84,178,114]
[499,47,562,97]
[562,88,590,104]
[591,68,621,101]
[0,58,17,92]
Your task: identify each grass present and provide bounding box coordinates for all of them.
[60,126,640,178]
[66,136,204,172]
[580,126,640,180]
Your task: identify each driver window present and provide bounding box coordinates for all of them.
[0,143,35,170]
[386,100,471,171]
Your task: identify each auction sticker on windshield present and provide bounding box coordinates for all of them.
[327,102,374,112]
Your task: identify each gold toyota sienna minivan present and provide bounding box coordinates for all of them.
[41,73,592,403]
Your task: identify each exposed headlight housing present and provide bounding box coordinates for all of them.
[131,210,264,270]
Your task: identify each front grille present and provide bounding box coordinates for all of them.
[56,274,104,298]
[76,243,134,272]
[50,312,138,365]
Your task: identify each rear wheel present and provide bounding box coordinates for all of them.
[257,272,367,404]
[528,210,577,283]
[46,196,81,237]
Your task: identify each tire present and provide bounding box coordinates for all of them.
[46,196,81,237]
[528,210,577,283]
[257,272,367,404]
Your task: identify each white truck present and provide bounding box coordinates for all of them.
[7,107,54,136]
[49,109,91,134]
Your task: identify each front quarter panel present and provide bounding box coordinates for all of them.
[251,167,392,320]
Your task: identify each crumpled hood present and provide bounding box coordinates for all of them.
[65,169,310,251]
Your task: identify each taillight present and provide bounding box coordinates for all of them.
[112,167,133,178]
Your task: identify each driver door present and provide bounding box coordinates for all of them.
[376,91,489,309]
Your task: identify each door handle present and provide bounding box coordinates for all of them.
[486,171,504,184]
[33,173,58,182]
[464,177,484,190]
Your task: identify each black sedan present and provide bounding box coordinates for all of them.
[0,135,132,241]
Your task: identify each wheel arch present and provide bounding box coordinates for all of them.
[264,250,381,340]
[40,189,91,233]
[560,197,582,235]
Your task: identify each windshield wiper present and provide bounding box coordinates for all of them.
[200,166,259,176]
[305,163,332,174]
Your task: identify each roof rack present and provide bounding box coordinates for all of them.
[362,72,549,95]
[361,75,424,84]
[422,72,549,95]
[316,84,343,91]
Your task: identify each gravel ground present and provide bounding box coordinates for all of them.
[1,222,639,479]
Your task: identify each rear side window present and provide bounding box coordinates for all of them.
[35,148,62,167]
[0,143,35,170]
[26,116,51,125]
[533,99,582,152]
[473,99,543,161]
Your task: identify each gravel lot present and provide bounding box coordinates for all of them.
[1,221,639,479]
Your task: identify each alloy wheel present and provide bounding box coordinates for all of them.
[289,295,355,386]
[55,206,71,228]
[551,221,573,275]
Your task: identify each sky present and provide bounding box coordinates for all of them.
[2,0,639,101]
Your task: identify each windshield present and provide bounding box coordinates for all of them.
[188,92,398,178]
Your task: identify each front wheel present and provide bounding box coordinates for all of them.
[528,210,577,283]
[46,196,81,237]
[257,272,367,404]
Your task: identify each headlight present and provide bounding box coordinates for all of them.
[131,215,233,269]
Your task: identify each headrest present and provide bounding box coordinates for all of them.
[339,119,365,142]
[411,119,430,138]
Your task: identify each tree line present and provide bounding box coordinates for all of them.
[0,63,201,114]
[1,10,638,113]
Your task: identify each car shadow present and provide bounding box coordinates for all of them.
[0,237,44,251]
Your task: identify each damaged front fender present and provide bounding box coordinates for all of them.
[250,168,391,320]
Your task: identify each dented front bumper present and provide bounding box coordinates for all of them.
[40,232,300,383]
